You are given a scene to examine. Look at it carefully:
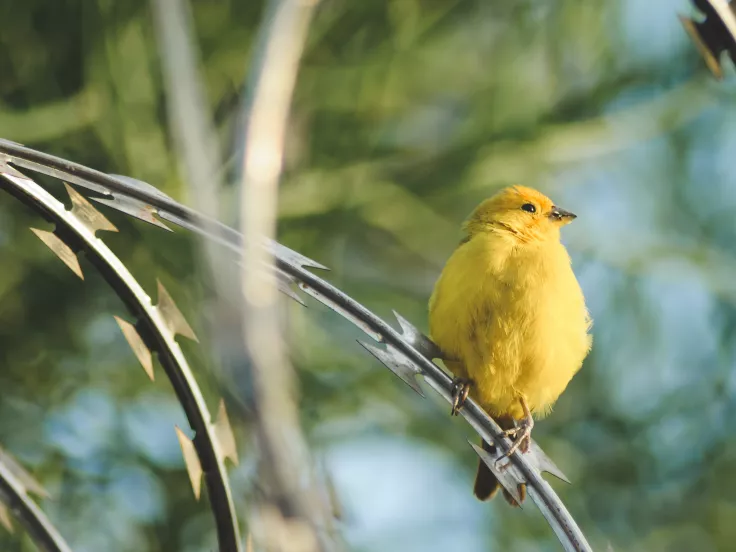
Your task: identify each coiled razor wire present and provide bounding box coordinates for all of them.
[0,138,593,552]
[0,153,242,551]
[0,447,71,552]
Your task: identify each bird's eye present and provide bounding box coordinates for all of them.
[521,203,536,213]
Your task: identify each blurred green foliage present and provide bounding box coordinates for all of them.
[2,0,736,551]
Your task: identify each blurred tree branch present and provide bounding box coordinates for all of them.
[238,1,337,551]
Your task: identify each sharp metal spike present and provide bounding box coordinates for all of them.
[0,504,12,533]
[64,183,118,234]
[278,282,305,305]
[4,154,114,197]
[470,442,524,506]
[214,399,239,465]
[0,447,48,498]
[236,259,304,306]
[92,195,172,231]
[525,440,570,484]
[680,14,724,78]
[0,158,32,182]
[114,316,154,380]
[175,426,203,500]
[358,340,424,396]
[392,311,443,360]
[156,280,198,342]
[679,0,736,80]
[30,228,84,280]
[269,240,329,271]
[275,268,305,306]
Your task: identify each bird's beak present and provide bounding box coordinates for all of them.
[549,206,577,225]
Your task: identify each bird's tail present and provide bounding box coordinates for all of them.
[473,416,525,507]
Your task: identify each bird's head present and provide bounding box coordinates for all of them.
[463,186,576,242]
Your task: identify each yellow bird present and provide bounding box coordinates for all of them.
[429,185,592,504]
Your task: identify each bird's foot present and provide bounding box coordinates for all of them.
[502,419,533,455]
[495,402,534,469]
[450,377,473,416]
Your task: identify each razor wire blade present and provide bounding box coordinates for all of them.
[680,0,736,79]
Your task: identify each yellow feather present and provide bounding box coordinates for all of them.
[429,186,592,421]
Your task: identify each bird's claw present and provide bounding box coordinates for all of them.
[501,426,520,438]
[450,377,473,416]
[495,417,534,468]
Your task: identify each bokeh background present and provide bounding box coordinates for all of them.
[1,0,735,550]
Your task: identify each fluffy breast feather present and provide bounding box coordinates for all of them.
[429,233,591,419]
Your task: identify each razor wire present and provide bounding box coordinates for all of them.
[0,139,593,552]
[679,0,736,79]
[2,2,730,549]
[0,157,242,552]
[0,446,72,552]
